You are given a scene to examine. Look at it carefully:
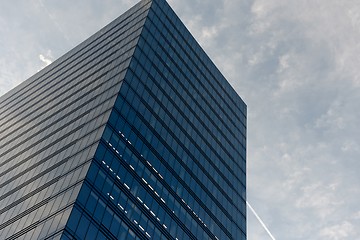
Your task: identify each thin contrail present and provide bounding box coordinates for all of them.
[38,0,71,43]
[246,201,276,240]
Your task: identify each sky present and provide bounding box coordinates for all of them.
[1,0,360,239]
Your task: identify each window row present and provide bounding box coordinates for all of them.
[127,53,246,177]
[118,78,246,219]
[104,107,238,238]
[96,136,223,239]
[0,26,136,138]
[0,98,112,183]
[144,19,246,140]
[0,160,91,226]
[0,183,82,239]
[0,0,150,114]
[151,1,246,119]
[85,159,190,239]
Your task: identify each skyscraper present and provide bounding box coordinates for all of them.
[0,0,246,239]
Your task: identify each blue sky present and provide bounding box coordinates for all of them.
[1,0,360,239]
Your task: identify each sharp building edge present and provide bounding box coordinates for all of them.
[0,0,246,239]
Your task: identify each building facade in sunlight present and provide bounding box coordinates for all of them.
[0,0,246,239]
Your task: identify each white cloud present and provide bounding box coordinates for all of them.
[200,26,219,42]
[341,140,360,153]
[295,182,344,219]
[352,211,360,220]
[282,167,310,191]
[319,221,355,240]
[39,53,52,66]
[315,99,345,130]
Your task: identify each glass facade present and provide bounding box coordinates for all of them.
[0,0,246,239]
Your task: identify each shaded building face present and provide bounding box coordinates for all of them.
[0,0,246,239]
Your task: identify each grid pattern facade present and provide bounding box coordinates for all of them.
[0,1,150,239]
[0,0,246,239]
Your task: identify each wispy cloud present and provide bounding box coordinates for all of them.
[319,221,355,240]
[39,53,52,66]
[295,182,343,219]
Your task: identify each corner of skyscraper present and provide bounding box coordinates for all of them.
[0,0,247,239]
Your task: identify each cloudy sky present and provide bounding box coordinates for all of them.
[1,0,360,239]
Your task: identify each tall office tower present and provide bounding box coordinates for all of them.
[0,0,246,239]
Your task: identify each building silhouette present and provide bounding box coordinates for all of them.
[0,0,246,239]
